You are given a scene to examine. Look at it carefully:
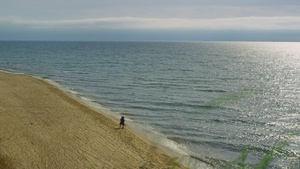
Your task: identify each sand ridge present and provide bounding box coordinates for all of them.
[0,72,184,168]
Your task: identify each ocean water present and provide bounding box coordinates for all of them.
[0,41,299,168]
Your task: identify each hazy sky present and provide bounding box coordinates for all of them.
[1,0,300,41]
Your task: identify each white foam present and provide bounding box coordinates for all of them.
[68,88,80,95]
[80,96,94,102]
[127,121,212,169]
[0,69,25,75]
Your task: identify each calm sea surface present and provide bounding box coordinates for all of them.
[0,41,299,168]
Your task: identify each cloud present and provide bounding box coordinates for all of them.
[1,16,300,32]
[2,1,300,41]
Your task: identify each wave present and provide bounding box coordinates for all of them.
[196,89,227,93]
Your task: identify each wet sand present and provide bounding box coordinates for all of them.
[0,72,184,168]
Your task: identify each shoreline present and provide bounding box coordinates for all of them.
[0,71,185,168]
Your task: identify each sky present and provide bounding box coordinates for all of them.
[1,0,300,41]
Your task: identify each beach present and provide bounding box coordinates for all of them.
[1,41,299,168]
[0,72,183,169]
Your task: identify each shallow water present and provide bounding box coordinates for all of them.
[0,41,299,168]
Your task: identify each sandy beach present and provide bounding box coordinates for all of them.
[0,72,184,168]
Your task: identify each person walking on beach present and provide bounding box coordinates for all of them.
[120,116,125,129]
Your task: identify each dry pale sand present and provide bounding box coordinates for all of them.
[0,72,184,169]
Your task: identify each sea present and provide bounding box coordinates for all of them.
[0,41,299,168]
